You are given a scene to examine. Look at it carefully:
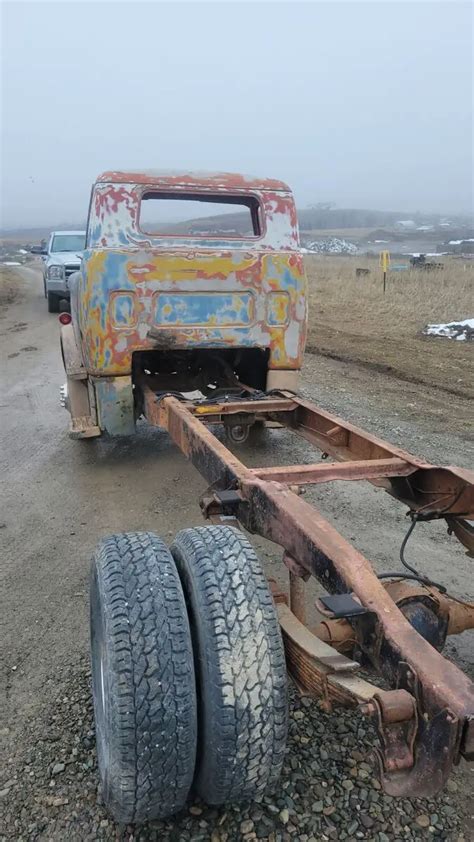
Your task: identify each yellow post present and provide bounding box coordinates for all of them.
[379,250,391,294]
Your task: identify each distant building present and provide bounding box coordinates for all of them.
[395,219,416,230]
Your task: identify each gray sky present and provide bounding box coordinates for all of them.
[1,0,473,228]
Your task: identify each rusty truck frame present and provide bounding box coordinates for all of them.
[63,170,473,824]
[140,384,473,798]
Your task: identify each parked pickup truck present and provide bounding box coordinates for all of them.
[59,170,307,438]
[43,230,86,312]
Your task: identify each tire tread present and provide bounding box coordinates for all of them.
[171,525,287,805]
[91,531,196,824]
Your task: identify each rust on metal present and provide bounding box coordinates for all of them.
[191,397,296,418]
[141,386,474,794]
[315,581,474,652]
[277,603,372,710]
[250,457,415,485]
[370,689,418,774]
[273,396,474,516]
[446,515,474,556]
[289,573,307,625]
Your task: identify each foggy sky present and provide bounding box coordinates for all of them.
[1,0,473,229]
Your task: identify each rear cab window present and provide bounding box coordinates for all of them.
[138,192,263,239]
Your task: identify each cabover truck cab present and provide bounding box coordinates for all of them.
[61,170,307,438]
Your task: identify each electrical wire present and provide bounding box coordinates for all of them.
[377,514,447,593]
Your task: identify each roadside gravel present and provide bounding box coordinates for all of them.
[0,658,468,841]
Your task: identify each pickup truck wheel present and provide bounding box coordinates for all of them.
[47,292,59,313]
[171,525,288,805]
[90,532,197,824]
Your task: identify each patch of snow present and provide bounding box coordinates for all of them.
[374,239,389,243]
[408,252,444,257]
[18,248,28,254]
[448,238,474,245]
[302,237,358,255]
[423,318,474,342]
[2,261,21,266]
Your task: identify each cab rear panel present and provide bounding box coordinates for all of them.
[64,171,308,436]
[78,175,307,377]
[78,248,306,376]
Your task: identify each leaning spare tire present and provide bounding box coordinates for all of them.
[90,532,197,824]
[171,525,288,805]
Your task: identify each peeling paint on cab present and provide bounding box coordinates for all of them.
[79,171,307,377]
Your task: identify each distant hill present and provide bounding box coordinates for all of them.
[152,207,472,236]
[1,209,471,242]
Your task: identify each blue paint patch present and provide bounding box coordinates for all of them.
[111,293,136,328]
[154,293,254,326]
[95,377,135,436]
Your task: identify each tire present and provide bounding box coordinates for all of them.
[47,292,59,313]
[58,298,70,314]
[90,532,197,824]
[171,525,288,805]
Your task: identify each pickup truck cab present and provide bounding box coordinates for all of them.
[43,230,86,312]
[60,170,307,438]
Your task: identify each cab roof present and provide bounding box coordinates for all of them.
[95,169,291,193]
[51,230,86,236]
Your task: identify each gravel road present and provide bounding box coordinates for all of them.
[1,266,473,841]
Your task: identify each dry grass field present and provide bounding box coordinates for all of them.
[304,255,474,400]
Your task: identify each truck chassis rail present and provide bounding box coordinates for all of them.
[142,385,474,797]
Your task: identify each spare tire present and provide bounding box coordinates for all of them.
[171,525,288,805]
[90,532,197,824]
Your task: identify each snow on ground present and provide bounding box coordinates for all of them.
[423,318,474,341]
[2,261,21,266]
[301,237,358,255]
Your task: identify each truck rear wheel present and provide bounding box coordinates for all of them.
[171,525,288,805]
[90,532,197,824]
[47,292,59,313]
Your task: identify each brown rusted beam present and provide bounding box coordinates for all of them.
[149,391,474,716]
[143,386,256,488]
[241,476,474,726]
[285,396,422,463]
[272,397,474,516]
[250,457,415,485]
[143,388,474,787]
[191,397,296,417]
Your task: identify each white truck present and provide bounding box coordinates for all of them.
[42,230,85,312]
